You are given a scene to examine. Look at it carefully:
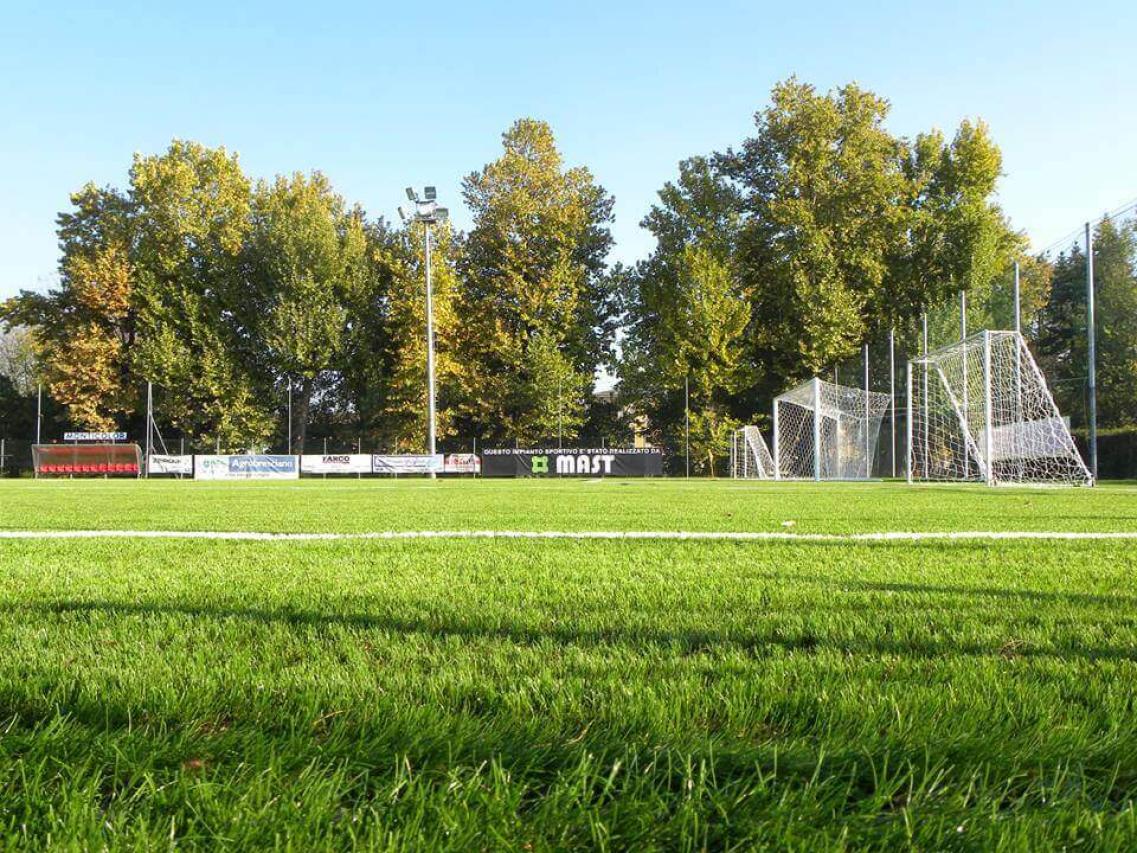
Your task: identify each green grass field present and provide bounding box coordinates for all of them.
[1,479,1136,850]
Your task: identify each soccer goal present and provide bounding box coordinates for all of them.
[730,425,775,479]
[907,330,1092,486]
[774,378,892,480]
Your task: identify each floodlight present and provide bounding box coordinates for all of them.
[435,207,449,222]
[405,187,416,202]
[424,186,437,201]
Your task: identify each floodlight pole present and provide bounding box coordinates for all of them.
[1085,222,1098,480]
[812,376,822,482]
[36,383,42,444]
[424,219,437,474]
[401,187,443,479]
[287,379,292,455]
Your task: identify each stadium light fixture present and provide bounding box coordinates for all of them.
[398,185,447,476]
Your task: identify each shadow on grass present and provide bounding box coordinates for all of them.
[1,598,1134,663]
[746,572,1137,610]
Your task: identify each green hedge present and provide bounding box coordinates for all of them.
[1072,426,1137,480]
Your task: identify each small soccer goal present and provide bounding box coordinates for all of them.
[730,426,775,479]
[908,330,1092,486]
[774,378,892,480]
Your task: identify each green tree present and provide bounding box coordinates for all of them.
[1037,217,1137,427]
[129,141,271,450]
[621,242,750,473]
[898,121,1015,348]
[245,172,368,452]
[718,79,909,384]
[4,185,138,429]
[457,119,615,443]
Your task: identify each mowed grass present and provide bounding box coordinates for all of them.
[3,477,1137,534]
[0,481,1136,849]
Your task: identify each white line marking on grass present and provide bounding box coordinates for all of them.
[1,529,1136,543]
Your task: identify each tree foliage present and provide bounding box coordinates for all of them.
[456,119,615,443]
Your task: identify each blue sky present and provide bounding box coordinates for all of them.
[1,0,1134,300]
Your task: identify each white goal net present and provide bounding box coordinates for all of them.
[774,378,892,480]
[730,426,775,479]
[908,330,1092,486]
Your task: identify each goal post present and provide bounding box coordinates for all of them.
[908,330,1092,486]
[774,377,892,480]
[730,425,775,479]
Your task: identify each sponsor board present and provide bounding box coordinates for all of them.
[481,448,663,477]
[371,454,444,474]
[64,431,127,442]
[194,455,299,480]
[147,454,193,475]
[300,454,372,475]
[443,453,481,474]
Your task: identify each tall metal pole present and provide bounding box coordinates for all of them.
[982,331,994,485]
[684,375,690,479]
[863,342,870,478]
[921,312,929,472]
[906,361,913,483]
[1013,260,1023,427]
[286,379,292,455]
[424,220,438,478]
[812,377,822,482]
[960,291,969,478]
[772,397,781,480]
[557,376,562,449]
[1013,261,1022,334]
[145,381,153,477]
[889,328,896,478]
[36,383,42,444]
[1086,222,1098,480]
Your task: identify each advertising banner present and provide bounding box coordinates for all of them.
[481,448,663,477]
[300,454,372,475]
[443,453,481,474]
[194,454,300,480]
[147,454,193,475]
[371,454,444,474]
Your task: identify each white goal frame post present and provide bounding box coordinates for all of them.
[773,378,892,481]
[730,425,776,479]
[906,330,1092,487]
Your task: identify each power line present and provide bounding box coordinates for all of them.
[1033,195,1137,257]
